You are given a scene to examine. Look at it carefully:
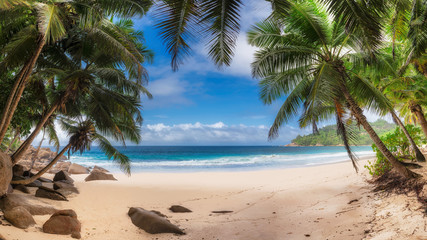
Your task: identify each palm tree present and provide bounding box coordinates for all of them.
[390,77,427,139]
[0,0,151,144]
[10,19,153,164]
[11,120,130,185]
[351,45,426,162]
[248,1,417,178]
[152,0,385,70]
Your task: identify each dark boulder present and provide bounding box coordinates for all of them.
[35,186,68,201]
[13,185,30,194]
[25,179,42,188]
[23,170,34,177]
[43,209,81,239]
[128,207,185,235]
[53,182,79,196]
[38,177,53,183]
[169,205,192,213]
[12,164,24,177]
[84,171,117,182]
[3,206,36,229]
[53,171,74,184]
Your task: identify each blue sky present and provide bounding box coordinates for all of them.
[40,2,384,146]
[128,2,314,145]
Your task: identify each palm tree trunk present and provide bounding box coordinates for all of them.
[11,103,59,164]
[29,130,45,171]
[340,84,418,178]
[390,111,426,162]
[0,35,46,144]
[409,103,427,139]
[5,128,20,154]
[10,143,71,185]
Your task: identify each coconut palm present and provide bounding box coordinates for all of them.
[153,0,386,70]
[350,44,426,162]
[11,119,130,185]
[10,18,153,164]
[0,0,151,144]
[390,77,427,139]
[248,1,417,178]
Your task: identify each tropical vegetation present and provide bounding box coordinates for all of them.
[291,120,396,146]
[367,124,426,176]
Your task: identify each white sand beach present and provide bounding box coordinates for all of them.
[0,159,387,240]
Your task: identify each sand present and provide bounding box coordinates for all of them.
[0,159,395,240]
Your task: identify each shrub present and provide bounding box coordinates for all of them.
[365,124,425,176]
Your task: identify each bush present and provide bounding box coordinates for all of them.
[365,124,426,176]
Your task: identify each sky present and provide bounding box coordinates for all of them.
[131,2,310,146]
[39,2,385,147]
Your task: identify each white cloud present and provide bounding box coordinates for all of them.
[139,121,301,145]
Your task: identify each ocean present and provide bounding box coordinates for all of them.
[66,146,375,173]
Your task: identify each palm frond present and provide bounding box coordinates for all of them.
[95,134,131,175]
[200,0,243,68]
[34,2,66,43]
[154,0,199,71]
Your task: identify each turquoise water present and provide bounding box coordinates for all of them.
[66,146,374,173]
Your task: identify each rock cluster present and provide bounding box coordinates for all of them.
[16,146,68,173]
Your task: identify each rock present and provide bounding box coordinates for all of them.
[13,185,30,194]
[169,205,192,213]
[420,184,427,200]
[22,170,34,177]
[53,181,79,196]
[12,164,25,177]
[49,162,71,174]
[71,232,81,239]
[7,184,13,194]
[35,186,68,201]
[25,179,42,188]
[0,193,56,215]
[0,152,13,196]
[128,207,185,235]
[53,171,74,184]
[67,163,89,174]
[85,171,117,182]
[3,206,35,229]
[211,210,233,214]
[43,209,81,239]
[38,177,53,183]
[92,165,109,173]
[38,149,52,159]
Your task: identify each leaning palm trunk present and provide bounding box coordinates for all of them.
[0,36,46,144]
[390,111,426,162]
[29,130,45,171]
[11,103,59,164]
[409,103,427,139]
[340,84,418,178]
[11,143,71,185]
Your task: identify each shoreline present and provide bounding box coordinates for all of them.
[1,159,378,240]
